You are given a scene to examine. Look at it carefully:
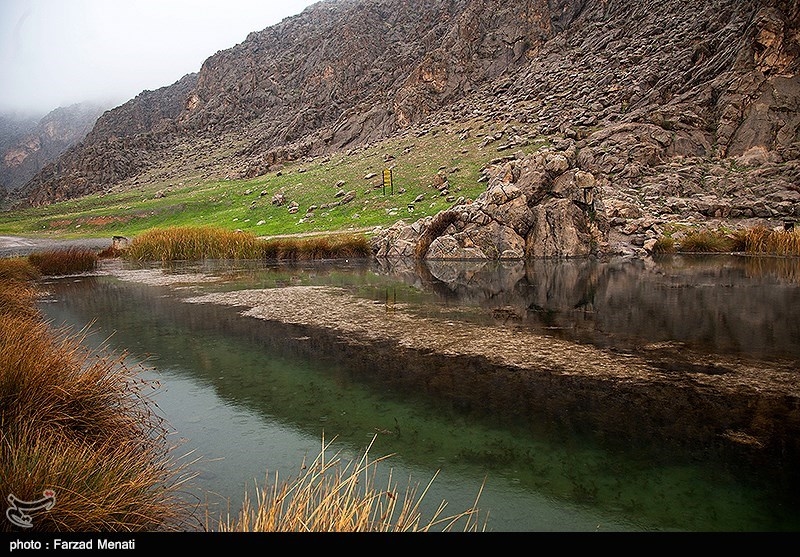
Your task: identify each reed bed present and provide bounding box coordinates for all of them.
[667,226,800,256]
[28,248,98,276]
[125,226,264,262]
[124,225,372,262]
[0,258,194,532]
[676,230,742,253]
[0,258,40,319]
[740,226,800,256]
[218,436,485,533]
[261,234,372,261]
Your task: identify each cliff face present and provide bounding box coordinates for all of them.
[15,0,799,225]
[0,102,107,197]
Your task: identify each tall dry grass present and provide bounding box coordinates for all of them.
[261,234,372,261]
[669,226,800,256]
[124,225,372,262]
[125,226,264,262]
[740,226,800,256]
[0,258,195,532]
[677,230,740,253]
[28,248,98,276]
[218,436,486,532]
[0,258,40,319]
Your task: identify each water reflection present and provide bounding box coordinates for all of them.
[37,255,800,532]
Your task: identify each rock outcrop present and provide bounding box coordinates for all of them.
[372,146,608,258]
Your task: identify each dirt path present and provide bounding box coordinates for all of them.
[0,235,113,258]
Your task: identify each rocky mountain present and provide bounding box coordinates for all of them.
[13,0,800,257]
[1,102,107,200]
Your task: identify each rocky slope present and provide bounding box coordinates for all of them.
[14,0,800,257]
[1,102,107,200]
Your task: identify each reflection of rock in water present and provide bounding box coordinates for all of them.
[375,255,800,361]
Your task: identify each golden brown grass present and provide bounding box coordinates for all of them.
[218,436,486,532]
[0,258,40,319]
[666,226,800,256]
[125,225,372,262]
[677,230,739,253]
[0,258,195,532]
[0,257,40,282]
[28,248,98,276]
[261,234,372,261]
[125,226,264,262]
[651,236,676,254]
[740,226,800,256]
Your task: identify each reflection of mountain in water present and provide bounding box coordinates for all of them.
[376,255,800,361]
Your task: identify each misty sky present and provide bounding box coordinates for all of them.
[0,0,319,116]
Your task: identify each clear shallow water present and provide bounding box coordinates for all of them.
[37,255,800,532]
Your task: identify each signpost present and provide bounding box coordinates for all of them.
[383,168,393,196]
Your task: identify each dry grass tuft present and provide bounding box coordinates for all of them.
[126,226,373,262]
[28,249,98,276]
[677,230,737,253]
[218,436,486,532]
[262,234,372,261]
[0,260,195,532]
[125,226,264,262]
[741,226,800,256]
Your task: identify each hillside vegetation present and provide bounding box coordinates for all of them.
[0,119,544,239]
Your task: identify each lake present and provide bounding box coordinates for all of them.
[36,254,800,532]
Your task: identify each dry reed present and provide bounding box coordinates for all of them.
[125,226,372,262]
[28,248,98,276]
[125,226,264,262]
[0,257,195,532]
[218,436,486,532]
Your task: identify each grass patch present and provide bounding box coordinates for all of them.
[677,230,740,253]
[665,226,800,256]
[0,259,194,532]
[124,225,372,262]
[27,249,98,276]
[740,226,800,256]
[218,436,485,532]
[651,236,676,254]
[125,226,265,262]
[261,234,372,261]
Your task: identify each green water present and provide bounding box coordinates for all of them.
[36,255,800,532]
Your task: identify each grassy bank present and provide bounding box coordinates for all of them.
[0,257,193,532]
[124,226,372,262]
[652,226,800,256]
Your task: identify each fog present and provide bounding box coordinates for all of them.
[0,0,319,117]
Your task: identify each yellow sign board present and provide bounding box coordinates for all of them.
[382,168,393,195]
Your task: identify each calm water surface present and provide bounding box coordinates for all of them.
[37,255,800,532]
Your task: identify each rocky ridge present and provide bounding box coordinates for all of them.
[12,0,800,258]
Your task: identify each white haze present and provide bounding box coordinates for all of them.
[0,0,319,117]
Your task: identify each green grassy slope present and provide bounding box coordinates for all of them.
[0,119,545,240]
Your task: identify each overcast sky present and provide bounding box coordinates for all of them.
[0,0,319,116]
